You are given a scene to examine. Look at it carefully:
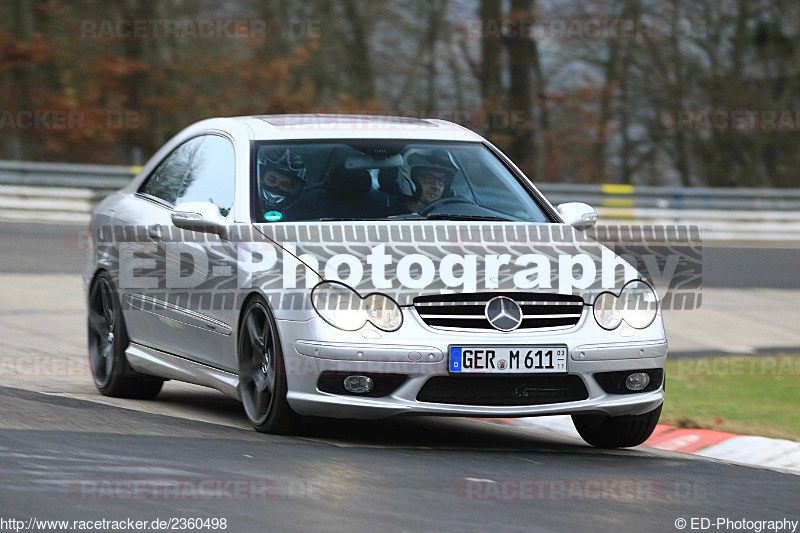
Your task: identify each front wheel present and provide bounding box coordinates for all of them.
[572,403,662,449]
[238,297,301,434]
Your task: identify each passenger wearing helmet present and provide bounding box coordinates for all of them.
[257,148,307,212]
[393,148,457,214]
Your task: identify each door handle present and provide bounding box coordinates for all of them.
[148,225,162,241]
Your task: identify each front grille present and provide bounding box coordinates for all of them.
[416,375,588,406]
[413,292,584,330]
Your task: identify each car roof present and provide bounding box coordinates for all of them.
[227,114,485,142]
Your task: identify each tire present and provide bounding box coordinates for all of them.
[87,272,164,399]
[238,296,301,434]
[572,403,662,449]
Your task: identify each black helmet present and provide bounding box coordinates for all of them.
[257,148,307,209]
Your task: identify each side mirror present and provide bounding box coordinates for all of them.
[171,201,227,238]
[557,202,598,230]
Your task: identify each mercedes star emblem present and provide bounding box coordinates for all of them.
[485,296,523,332]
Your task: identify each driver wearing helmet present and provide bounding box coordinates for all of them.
[393,148,457,214]
[257,148,307,212]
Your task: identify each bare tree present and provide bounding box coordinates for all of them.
[503,0,535,171]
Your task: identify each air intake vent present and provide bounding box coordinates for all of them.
[416,375,589,406]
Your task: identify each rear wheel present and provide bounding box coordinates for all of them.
[87,272,163,398]
[572,403,662,449]
[238,297,301,434]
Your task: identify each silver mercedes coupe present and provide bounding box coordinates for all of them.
[84,114,667,448]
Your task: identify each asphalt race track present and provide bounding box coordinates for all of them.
[1,221,799,532]
[1,384,798,533]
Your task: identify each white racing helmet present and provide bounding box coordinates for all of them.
[395,148,458,200]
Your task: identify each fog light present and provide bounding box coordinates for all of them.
[625,372,650,391]
[343,375,374,394]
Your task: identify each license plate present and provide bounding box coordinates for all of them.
[449,345,568,373]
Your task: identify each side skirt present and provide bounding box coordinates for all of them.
[126,342,241,400]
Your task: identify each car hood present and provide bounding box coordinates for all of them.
[251,221,643,306]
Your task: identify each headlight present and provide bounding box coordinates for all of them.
[311,282,366,331]
[311,282,403,332]
[593,292,623,330]
[593,280,658,330]
[363,293,403,331]
[619,281,658,329]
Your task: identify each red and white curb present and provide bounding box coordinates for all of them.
[484,416,800,474]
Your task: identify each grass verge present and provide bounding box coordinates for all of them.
[662,355,800,441]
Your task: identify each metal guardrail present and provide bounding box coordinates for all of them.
[3,159,800,210]
[0,160,138,190]
[1,160,799,241]
[538,183,800,211]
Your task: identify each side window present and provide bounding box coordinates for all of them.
[176,135,235,216]
[138,135,235,216]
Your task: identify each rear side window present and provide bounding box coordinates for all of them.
[139,135,235,216]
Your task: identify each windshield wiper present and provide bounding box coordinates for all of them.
[424,213,514,222]
[319,216,429,221]
[316,214,515,222]
[317,217,375,221]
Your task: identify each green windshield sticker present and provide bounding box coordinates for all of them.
[264,211,283,222]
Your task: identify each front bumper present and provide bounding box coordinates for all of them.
[277,309,667,420]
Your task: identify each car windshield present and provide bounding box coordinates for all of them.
[252,140,550,223]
